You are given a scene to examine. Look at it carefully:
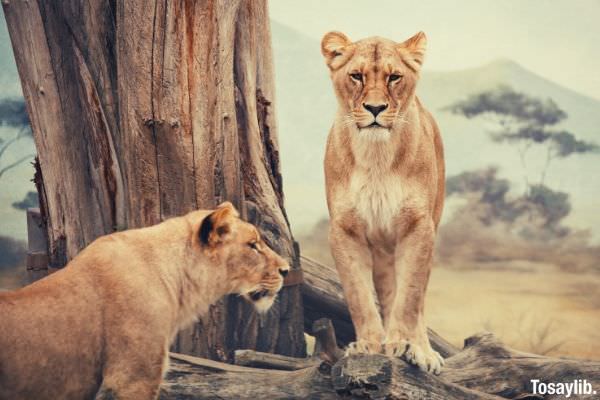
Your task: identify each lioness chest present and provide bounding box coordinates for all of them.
[347,135,404,238]
[349,168,403,236]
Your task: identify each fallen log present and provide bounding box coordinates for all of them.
[161,332,600,399]
[161,352,492,400]
[331,355,499,400]
[300,255,459,358]
[232,318,344,370]
[161,354,335,399]
[234,349,318,371]
[442,332,600,399]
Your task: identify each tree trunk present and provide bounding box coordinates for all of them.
[3,0,305,360]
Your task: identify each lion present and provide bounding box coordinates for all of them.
[321,31,445,374]
[0,202,290,399]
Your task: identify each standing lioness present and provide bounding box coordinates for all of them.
[321,31,445,373]
[0,202,289,399]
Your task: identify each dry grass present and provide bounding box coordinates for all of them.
[426,263,600,359]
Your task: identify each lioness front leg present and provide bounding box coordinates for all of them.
[96,379,162,400]
[384,218,444,374]
[97,344,168,400]
[330,221,385,355]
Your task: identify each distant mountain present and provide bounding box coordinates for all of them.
[421,58,600,141]
[271,21,600,236]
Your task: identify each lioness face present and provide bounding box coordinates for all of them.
[321,31,427,138]
[199,202,290,313]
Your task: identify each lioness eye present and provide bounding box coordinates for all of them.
[388,74,402,83]
[350,73,363,82]
[248,241,258,251]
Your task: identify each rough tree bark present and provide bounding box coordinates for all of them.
[3,0,305,360]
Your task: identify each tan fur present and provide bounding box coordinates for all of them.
[0,202,289,399]
[322,31,445,374]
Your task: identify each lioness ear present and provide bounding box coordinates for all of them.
[199,202,239,246]
[399,31,427,69]
[321,31,353,70]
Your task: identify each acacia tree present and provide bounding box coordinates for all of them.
[3,0,305,360]
[445,85,598,186]
[444,87,599,240]
[446,167,572,237]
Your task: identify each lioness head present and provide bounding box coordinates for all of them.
[321,31,427,139]
[198,202,290,313]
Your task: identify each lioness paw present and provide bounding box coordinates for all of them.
[403,342,444,375]
[383,340,409,357]
[385,338,444,374]
[345,340,382,356]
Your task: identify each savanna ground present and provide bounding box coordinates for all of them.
[428,262,600,360]
[300,229,600,361]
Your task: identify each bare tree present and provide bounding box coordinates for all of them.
[3,0,305,360]
[444,85,598,187]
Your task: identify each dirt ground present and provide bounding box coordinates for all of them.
[426,261,600,360]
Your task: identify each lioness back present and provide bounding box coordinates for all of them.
[0,230,161,399]
[0,266,104,399]
[0,202,290,400]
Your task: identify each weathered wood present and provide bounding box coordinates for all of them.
[169,352,264,374]
[162,333,600,399]
[231,318,344,371]
[331,355,499,400]
[161,355,336,400]
[25,208,48,283]
[442,332,600,399]
[2,0,72,269]
[3,0,305,360]
[301,255,459,358]
[312,318,345,364]
[234,349,318,371]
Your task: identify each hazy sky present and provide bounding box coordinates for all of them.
[270,0,600,101]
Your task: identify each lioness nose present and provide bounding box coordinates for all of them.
[363,103,388,117]
[278,267,289,278]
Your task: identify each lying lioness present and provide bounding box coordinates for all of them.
[0,202,289,399]
[321,31,445,373]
